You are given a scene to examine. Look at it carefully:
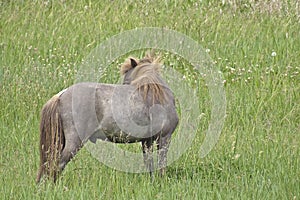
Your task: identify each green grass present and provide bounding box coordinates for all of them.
[1,0,299,199]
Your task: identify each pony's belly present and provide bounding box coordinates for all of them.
[105,133,142,143]
[90,128,142,143]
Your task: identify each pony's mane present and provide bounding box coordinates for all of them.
[121,54,167,104]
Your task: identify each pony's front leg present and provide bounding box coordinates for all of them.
[157,133,172,176]
[141,139,154,178]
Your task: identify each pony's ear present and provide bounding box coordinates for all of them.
[121,57,138,75]
[130,58,138,68]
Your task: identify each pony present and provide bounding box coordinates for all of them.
[36,54,179,183]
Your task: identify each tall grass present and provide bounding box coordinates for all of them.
[1,0,299,199]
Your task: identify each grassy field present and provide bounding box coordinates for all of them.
[1,0,299,199]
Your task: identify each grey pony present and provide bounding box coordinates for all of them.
[36,54,179,183]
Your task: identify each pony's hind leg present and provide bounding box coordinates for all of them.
[59,129,83,173]
[142,139,154,178]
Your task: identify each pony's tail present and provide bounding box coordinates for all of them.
[36,94,65,183]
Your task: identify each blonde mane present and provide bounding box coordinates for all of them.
[121,54,167,104]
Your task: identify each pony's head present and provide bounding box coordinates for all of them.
[120,54,167,104]
[120,57,139,85]
[121,54,161,84]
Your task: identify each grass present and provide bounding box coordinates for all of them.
[1,0,299,199]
